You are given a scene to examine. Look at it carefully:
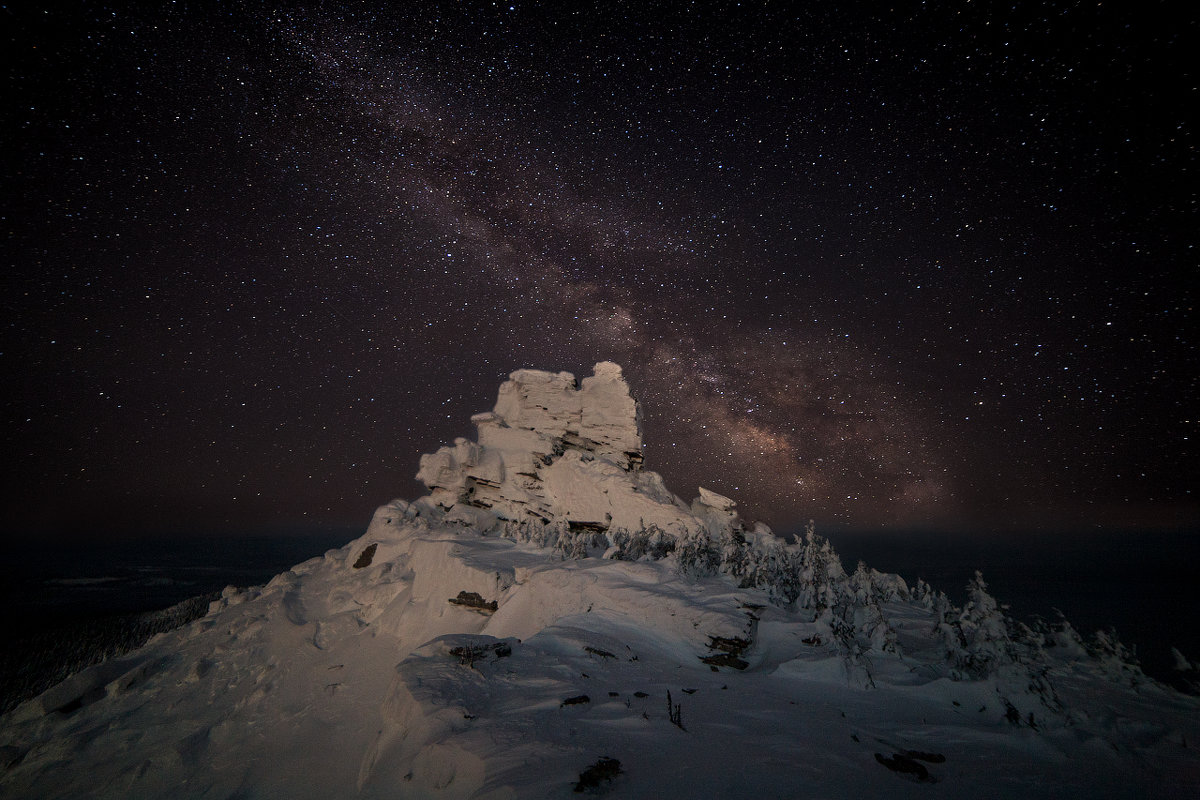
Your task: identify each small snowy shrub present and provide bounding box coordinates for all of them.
[676,529,721,577]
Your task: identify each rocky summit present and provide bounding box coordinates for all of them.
[416,361,745,540]
[1,364,1197,799]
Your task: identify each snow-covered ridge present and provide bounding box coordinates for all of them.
[407,363,1097,688]
[1,363,1197,798]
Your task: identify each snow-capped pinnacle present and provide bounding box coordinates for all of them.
[415,362,741,539]
[488,360,642,466]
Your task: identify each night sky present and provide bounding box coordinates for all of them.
[3,1,1195,542]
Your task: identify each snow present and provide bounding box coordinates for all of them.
[2,363,1198,798]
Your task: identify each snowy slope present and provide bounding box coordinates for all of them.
[2,363,1197,799]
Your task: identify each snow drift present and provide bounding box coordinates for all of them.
[1,362,1197,799]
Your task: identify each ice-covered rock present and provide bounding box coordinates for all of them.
[416,362,737,539]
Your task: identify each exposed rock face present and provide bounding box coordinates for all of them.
[415,362,737,538]
[490,361,642,466]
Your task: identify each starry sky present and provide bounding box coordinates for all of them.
[2,1,1195,542]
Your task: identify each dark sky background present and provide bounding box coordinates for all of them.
[2,1,1195,542]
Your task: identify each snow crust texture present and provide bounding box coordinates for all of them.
[2,364,1198,799]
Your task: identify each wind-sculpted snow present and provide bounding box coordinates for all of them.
[1,364,1198,798]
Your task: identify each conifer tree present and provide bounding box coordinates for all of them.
[956,571,1014,678]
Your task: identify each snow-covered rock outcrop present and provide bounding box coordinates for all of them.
[1,363,1198,799]
[416,362,738,538]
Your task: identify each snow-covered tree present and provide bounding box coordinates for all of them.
[1087,628,1144,687]
[911,578,935,609]
[845,561,901,655]
[796,521,843,614]
[607,524,676,561]
[1030,609,1089,660]
[718,526,751,583]
[955,571,1015,678]
[676,528,721,577]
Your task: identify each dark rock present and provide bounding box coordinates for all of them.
[352,543,377,569]
[708,636,752,655]
[448,591,499,612]
[874,752,933,782]
[561,694,591,707]
[700,653,749,670]
[448,641,512,665]
[574,757,621,792]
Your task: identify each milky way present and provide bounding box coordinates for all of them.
[2,2,1194,538]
